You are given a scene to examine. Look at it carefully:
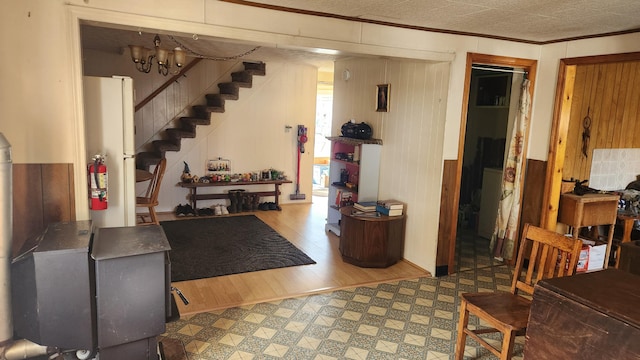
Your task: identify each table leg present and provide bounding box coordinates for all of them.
[191,188,197,209]
[605,224,614,269]
[622,218,634,244]
[274,183,280,209]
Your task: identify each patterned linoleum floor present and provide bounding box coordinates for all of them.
[162,229,521,360]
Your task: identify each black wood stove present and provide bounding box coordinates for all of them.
[10,221,177,360]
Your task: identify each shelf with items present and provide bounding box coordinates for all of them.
[325,136,382,236]
[474,74,512,107]
[206,157,232,182]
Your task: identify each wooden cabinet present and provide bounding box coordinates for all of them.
[325,136,382,236]
[525,269,640,359]
[339,206,405,267]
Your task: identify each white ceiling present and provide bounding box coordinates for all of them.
[244,0,640,43]
[81,0,640,71]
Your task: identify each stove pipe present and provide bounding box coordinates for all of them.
[0,133,13,344]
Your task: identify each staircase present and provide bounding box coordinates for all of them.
[136,61,266,171]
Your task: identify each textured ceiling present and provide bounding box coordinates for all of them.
[81,1,640,72]
[243,0,640,43]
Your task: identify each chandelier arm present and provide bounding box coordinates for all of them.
[158,64,169,76]
[167,35,261,61]
[136,61,152,73]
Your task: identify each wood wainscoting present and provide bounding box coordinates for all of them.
[519,159,546,238]
[437,159,458,276]
[12,163,75,256]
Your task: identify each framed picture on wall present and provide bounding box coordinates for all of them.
[376,84,390,112]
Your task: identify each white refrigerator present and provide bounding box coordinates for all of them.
[83,76,136,228]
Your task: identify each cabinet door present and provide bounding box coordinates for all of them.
[340,215,388,265]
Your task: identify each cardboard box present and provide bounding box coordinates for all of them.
[576,239,607,272]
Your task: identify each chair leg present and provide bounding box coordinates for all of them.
[500,329,516,360]
[454,300,469,360]
[149,206,159,225]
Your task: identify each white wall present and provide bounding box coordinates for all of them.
[333,58,450,272]
[158,60,317,211]
[83,48,317,212]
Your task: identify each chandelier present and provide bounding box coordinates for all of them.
[128,34,186,76]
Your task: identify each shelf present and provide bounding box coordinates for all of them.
[326,136,382,145]
[330,183,358,192]
[474,105,510,109]
[332,158,360,166]
[326,136,382,235]
[330,205,356,211]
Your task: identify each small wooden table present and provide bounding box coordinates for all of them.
[179,180,292,209]
[558,193,619,269]
[339,206,406,268]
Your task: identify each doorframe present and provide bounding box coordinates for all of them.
[541,51,640,230]
[447,53,538,274]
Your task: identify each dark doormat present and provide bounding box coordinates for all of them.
[161,215,316,281]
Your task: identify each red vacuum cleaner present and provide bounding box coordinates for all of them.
[290,125,307,200]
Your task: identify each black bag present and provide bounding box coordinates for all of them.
[341,121,372,140]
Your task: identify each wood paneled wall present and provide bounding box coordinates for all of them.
[520,159,546,234]
[12,163,75,257]
[436,160,457,276]
[563,60,640,182]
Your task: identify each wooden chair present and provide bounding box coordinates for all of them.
[136,158,166,225]
[454,223,583,360]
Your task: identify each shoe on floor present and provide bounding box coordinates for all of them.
[198,208,214,216]
[214,205,222,216]
[175,204,186,216]
[221,205,229,215]
[258,202,270,211]
[183,204,196,216]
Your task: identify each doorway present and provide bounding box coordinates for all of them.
[312,68,334,199]
[446,53,538,274]
[542,52,640,231]
[457,67,518,265]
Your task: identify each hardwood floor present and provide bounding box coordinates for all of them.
[158,197,430,315]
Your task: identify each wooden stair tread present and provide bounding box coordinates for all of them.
[137,61,266,171]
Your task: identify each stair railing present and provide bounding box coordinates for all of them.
[134,58,203,112]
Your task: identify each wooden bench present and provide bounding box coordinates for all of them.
[179,180,292,209]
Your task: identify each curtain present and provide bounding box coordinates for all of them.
[490,78,531,260]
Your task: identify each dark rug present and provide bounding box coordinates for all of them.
[161,215,316,281]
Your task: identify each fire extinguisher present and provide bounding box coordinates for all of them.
[88,154,108,210]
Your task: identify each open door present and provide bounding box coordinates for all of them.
[439,53,537,275]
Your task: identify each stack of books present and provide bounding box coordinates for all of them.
[376,199,404,216]
[353,201,378,212]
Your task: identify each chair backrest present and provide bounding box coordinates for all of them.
[144,158,167,203]
[510,223,583,295]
